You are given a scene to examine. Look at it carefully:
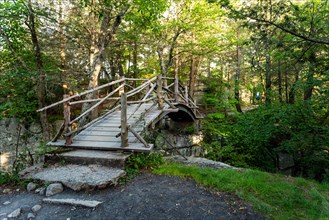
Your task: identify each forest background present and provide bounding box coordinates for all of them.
[0,0,328,182]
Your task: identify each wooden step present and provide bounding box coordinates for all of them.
[58,150,130,168]
[48,140,153,152]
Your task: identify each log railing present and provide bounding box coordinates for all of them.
[38,75,200,148]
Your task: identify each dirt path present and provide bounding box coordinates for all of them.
[0,173,266,220]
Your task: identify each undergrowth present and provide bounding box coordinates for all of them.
[154,163,329,220]
[120,152,164,184]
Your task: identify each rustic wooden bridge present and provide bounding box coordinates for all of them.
[38,75,203,153]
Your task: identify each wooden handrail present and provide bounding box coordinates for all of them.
[69,84,124,125]
[37,78,125,112]
[126,77,157,97]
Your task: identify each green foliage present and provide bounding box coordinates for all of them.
[154,163,329,219]
[203,104,329,181]
[0,172,21,186]
[0,69,38,122]
[124,152,164,178]
[184,125,196,134]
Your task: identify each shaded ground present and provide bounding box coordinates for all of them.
[0,172,266,220]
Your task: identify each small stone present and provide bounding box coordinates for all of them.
[35,187,45,194]
[27,213,35,219]
[3,201,10,205]
[2,189,10,194]
[7,208,21,218]
[32,204,42,212]
[46,183,63,197]
[39,187,46,196]
[43,198,102,208]
[27,182,38,192]
[2,218,8,220]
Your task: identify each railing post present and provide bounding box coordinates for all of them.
[174,76,179,102]
[185,85,189,105]
[121,93,128,148]
[63,94,72,145]
[157,75,164,109]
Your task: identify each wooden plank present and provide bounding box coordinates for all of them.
[74,135,138,142]
[128,126,149,148]
[79,131,135,137]
[48,140,153,152]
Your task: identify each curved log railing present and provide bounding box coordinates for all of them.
[38,75,202,148]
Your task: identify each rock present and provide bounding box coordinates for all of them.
[43,198,102,208]
[166,156,236,169]
[2,218,8,220]
[27,213,35,219]
[19,163,44,177]
[277,152,294,170]
[46,183,64,197]
[27,182,38,192]
[2,189,11,194]
[29,122,42,134]
[32,204,42,212]
[7,208,21,218]
[28,165,126,191]
[39,187,46,196]
[35,187,46,195]
[3,201,10,205]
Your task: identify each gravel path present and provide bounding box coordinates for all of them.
[0,173,266,220]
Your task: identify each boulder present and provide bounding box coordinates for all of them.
[277,152,294,170]
[7,208,21,218]
[31,204,42,212]
[46,183,64,197]
[27,182,38,192]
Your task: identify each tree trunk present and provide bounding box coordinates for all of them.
[304,51,316,101]
[157,30,181,86]
[59,0,66,82]
[234,30,242,113]
[132,40,138,79]
[285,69,289,103]
[188,55,201,98]
[80,10,126,126]
[265,36,272,105]
[288,71,299,104]
[26,0,50,139]
[278,60,282,103]
[174,55,179,102]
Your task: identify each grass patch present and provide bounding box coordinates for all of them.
[119,152,165,184]
[154,163,329,219]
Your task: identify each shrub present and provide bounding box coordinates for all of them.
[202,103,329,181]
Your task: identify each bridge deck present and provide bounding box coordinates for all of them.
[48,103,168,152]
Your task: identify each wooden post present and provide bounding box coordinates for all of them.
[121,93,128,148]
[174,76,179,102]
[157,75,164,109]
[185,85,189,106]
[63,94,72,145]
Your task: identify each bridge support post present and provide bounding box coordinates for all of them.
[121,93,128,148]
[185,85,189,106]
[157,75,164,109]
[174,76,179,102]
[63,94,72,145]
